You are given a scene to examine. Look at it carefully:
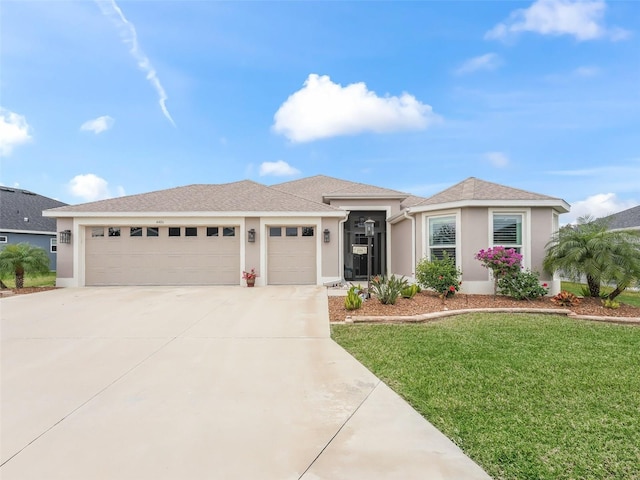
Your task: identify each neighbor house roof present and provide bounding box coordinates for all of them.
[45,180,344,217]
[0,187,67,232]
[602,205,640,230]
[273,175,410,203]
[409,177,570,213]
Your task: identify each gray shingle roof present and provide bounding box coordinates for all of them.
[0,187,67,232]
[46,181,341,215]
[413,177,566,206]
[603,205,640,230]
[273,175,410,203]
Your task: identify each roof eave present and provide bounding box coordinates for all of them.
[43,210,348,218]
[323,193,409,201]
[409,199,571,214]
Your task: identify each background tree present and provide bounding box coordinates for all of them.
[543,216,640,300]
[0,243,50,289]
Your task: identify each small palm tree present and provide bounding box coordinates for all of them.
[0,243,51,289]
[543,216,640,300]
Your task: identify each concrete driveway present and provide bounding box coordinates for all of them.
[1,286,490,479]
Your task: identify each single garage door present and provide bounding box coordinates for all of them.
[267,226,316,285]
[85,225,240,286]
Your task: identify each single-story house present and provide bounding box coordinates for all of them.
[44,176,570,294]
[0,187,68,271]
[602,205,640,232]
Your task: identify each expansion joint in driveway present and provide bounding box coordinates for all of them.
[298,379,382,479]
[1,311,212,468]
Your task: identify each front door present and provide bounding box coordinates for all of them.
[344,212,386,281]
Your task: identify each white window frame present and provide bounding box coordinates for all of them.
[424,212,461,267]
[489,209,531,269]
[50,237,57,253]
[0,235,7,243]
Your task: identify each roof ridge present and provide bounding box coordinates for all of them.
[263,181,343,211]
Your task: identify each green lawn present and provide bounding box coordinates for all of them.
[561,281,640,307]
[1,271,56,288]
[332,315,640,480]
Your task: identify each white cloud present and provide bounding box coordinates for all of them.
[80,115,114,134]
[565,193,637,224]
[456,53,502,75]
[68,173,125,202]
[272,74,440,143]
[95,0,175,126]
[259,160,300,177]
[485,0,629,42]
[484,151,510,167]
[0,108,32,156]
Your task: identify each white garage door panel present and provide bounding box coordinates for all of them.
[267,228,316,285]
[85,227,240,286]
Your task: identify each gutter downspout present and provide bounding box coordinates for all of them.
[404,209,416,279]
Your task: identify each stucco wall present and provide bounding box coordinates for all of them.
[530,208,554,281]
[461,207,490,282]
[416,206,559,295]
[321,217,341,280]
[55,218,73,281]
[390,218,413,278]
[245,217,261,279]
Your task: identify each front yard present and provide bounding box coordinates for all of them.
[332,315,640,480]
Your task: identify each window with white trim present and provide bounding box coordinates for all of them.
[0,235,7,243]
[427,215,456,263]
[50,237,57,253]
[493,214,523,253]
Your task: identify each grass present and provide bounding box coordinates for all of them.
[1,271,56,288]
[561,281,640,307]
[332,315,640,480]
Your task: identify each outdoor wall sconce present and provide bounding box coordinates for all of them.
[323,229,330,243]
[364,218,375,238]
[59,230,71,244]
[248,228,256,243]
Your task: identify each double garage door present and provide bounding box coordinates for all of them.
[85,225,240,286]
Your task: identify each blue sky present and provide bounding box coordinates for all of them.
[1,0,638,223]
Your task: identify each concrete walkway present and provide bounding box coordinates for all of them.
[1,286,490,479]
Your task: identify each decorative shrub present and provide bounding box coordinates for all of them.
[370,274,408,305]
[475,246,523,278]
[344,286,363,310]
[552,290,581,307]
[416,253,462,298]
[602,298,620,309]
[401,284,420,299]
[497,270,549,300]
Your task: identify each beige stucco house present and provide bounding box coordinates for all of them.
[44,176,570,294]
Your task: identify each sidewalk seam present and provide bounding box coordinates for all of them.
[298,379,382,479]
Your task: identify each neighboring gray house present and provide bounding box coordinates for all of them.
[0,187,68,271]
[44,176,570,293]
[602,205,640,232]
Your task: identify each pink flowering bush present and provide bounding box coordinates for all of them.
[476,247,548,299]
[475,246,523,278]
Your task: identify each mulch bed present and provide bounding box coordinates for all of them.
[2,287,58,296]
[329,291,640,322]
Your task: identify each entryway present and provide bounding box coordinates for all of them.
[343,211,386,281]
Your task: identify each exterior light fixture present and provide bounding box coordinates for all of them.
[323,229,330,243]
[59,230,71,244]
[364,218,375,238]
[364,218,375,294]
[248,228,256,243]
